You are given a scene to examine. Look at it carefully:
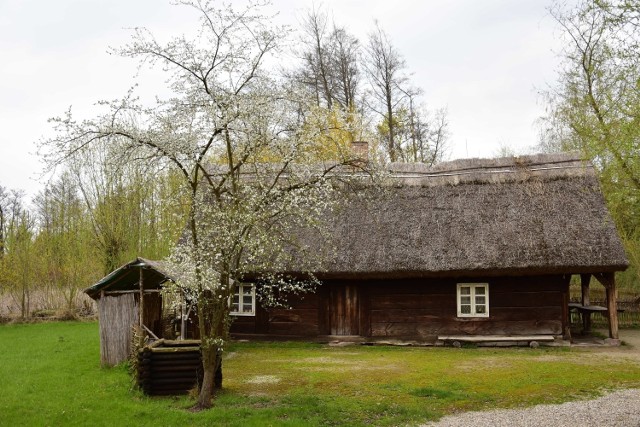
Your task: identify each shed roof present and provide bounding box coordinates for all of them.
[84,257,174,299]
[290,152,629,278]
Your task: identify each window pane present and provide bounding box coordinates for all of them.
[243,295,252,304]
[231,292,240,313]
[242,304,253,313]
[461,296,471,304]
[242,286,253,295]
[475,287,485,295]
[476,305,486,314]
[460,305,471,314]
[460,287,471,295]
[475,296,485,304]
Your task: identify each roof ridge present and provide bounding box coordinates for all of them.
[389,160,588,179]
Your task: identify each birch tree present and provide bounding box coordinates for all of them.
[541,0,640,289]
[364,23,409,162]
[0,192,36,319]
[33,173,100,314]
[41,0,367,409]
[294,8,362,111]
[0,185,10,258]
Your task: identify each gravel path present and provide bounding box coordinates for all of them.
[422,388,640,426]
[422,330,640,426]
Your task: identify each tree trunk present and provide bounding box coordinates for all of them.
[196,342,223,409]
[196,347,216,409]
[193,286,227,410]
[387,85,396,162]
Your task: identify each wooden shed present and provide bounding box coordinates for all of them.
[85,258,177,366]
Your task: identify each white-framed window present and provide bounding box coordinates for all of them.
[231,283,255,316]
[457,283,489,318]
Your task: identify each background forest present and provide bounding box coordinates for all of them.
[0,0,639,320]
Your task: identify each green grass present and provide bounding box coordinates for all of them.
[1,322,640,426]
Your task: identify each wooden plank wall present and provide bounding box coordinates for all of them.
[230,292,322,336]
[142,293,163,338]
[367,276,564,339]
[229,276,566,339]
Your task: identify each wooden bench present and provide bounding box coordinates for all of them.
[437,335,555,347]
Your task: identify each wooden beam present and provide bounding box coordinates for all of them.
[142,324,159,340]
[103,289,162,295]
[580,274,591,332]
[594,272,619,340]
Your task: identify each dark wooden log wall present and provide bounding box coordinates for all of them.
[137,343,203,396]
[229,275,566,339]
[367,276,565,339]
[231,293,322,337]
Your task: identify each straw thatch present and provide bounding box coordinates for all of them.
[289,152,628,278]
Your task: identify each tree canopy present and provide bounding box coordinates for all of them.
[541,0,640,290]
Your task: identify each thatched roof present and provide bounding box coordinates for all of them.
[84,258,174,299]
[292,152,628,278]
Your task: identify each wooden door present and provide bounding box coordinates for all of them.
[329,285,360,335]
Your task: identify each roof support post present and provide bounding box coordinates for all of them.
[580,273,591,332]
[139,267,144,328]
[594,272,619,340]
[562,275,571,340]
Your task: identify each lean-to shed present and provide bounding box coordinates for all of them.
[85,258,175,366]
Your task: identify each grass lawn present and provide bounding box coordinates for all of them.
[1,322,640,426]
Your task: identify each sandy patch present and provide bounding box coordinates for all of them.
[246,375,281,385]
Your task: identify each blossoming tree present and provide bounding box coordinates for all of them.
[41,0,370,409]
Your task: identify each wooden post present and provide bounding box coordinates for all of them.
[594,272,619,340]
[580,273,591,332]
[139,266,144,328]
[180,292,186,340]
[561,275,571,340]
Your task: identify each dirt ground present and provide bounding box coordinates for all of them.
[423,331,640,426]
[577,328,640,362]
[617,328,640,349]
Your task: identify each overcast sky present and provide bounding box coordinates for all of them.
[0,0,568,200]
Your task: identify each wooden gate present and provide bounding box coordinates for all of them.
[329,285,360,335]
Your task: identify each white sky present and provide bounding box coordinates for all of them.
[0,0,568,200]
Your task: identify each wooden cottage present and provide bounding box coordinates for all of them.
[88,152,629,357]
[230,152,628,344]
